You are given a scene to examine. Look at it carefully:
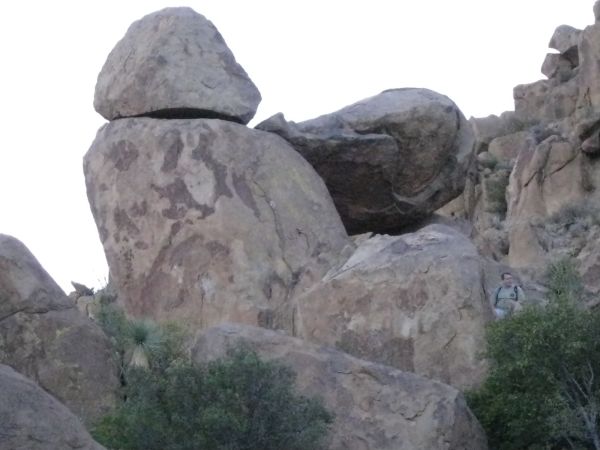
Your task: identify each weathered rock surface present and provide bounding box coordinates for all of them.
[84,118,353,331]
[577,22,600,118]
[295,224,493,390]
[94,7,261,124]
[470,112,523,154]
[548,25,581,55]
[257,88,475,234]
[0,234,119,425]
[488,131,532,163]
[192,323,489,450]
[0,364,106,450]
[514,77,579,124]
[505,133,600,296]
[541,53,577,80]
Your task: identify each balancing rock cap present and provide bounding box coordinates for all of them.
[94,7,261,124]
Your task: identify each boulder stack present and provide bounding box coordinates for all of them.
[87,7,353,331]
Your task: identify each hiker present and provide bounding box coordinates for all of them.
[492,272,525,319]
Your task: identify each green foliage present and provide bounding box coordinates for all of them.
[96,304,186,374]
[467,259,600,450]
[484,171,510,215]
[93,347,333,450]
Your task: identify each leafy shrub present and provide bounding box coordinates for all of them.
[484,171,510,215]
[93,347,333,450]
[467,259,600,450]
[93,308,333,450]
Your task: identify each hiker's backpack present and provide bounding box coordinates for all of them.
[494,285,519,307]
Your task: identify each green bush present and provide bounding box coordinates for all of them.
[467,259,600,450]
[484,171,510,215]
[93,309,333,450]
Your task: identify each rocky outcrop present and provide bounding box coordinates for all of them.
[0,364,105,450]
[257,88,475,234]
[440,6,600,301]
[470,112,524,154]
[295,224,493,390]
[94,7,261,124]
[84,118,352,331]
[0,234,119,425]
[192,323,489,450]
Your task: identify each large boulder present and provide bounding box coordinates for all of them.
[94,7,261,124]
[294,224,493,390]
[0,235,119,425]
[0,364,105,450]
[257,88,475,234]
[192,323,489,450]
[84,118,353,331]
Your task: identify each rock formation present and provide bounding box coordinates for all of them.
[85,118,353,330]
[0,364,106,450]
[94,7,261,124]
[257,88,475,234]
[0,234,119,425]
[295,224,494,390]
[192,323,489,450]
[84,7,495,448]
[441,4,600,302]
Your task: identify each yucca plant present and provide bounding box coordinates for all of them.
[126,319,162,369]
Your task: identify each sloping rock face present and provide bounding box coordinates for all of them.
[0,364,106,450]
[84,118,352,331]
[192,323,489,450]
[0,234,119,425]
[295,224,493,390]
[94,7,261,124]
[257,88,474,234]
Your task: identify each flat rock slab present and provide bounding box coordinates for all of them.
[192,323,489,450]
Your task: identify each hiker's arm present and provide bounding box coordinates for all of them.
[517,286,526,302]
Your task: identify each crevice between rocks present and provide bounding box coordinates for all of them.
[117,108,245,124]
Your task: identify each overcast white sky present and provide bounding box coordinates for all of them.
[0,1,594,293]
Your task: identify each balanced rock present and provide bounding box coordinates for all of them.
[295,224,493,390]
[0,364,106,450]
[192,323,489,450]
[94,7,261,124]
[0,234,119,425]
[257,88,474,234]
[84,118,352,331]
